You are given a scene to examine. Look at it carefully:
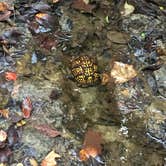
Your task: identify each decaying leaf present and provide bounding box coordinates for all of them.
[34,124,61,138]
[41,150,60,166]
[21,97,32,119]
[5,72,17,81]
[79,129,102,161]
[0,109,9,119]
[110,61,137,84]
[71,0,96,13]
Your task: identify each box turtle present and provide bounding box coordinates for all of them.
[71,55,100,87]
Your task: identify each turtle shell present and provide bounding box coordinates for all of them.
[71,56,100,87]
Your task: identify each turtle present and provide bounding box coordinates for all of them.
[70,55,100,87]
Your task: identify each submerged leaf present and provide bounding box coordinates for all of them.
[21,97,32,119]
[110,61,137,84]
[7,125,22,148]
[0,109,9,119]
[5,72,17,81]
[0,2,9,12]
[79,129,102,161]
[34,124,61,138]
[0,11,11,21]
[72,0,96,13]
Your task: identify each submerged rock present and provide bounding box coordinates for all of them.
[154,65,166,97]
[146,98,166,148]
[0,88,10,109]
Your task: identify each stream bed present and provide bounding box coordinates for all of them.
[0,0,166,165]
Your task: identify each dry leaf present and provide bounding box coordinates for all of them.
[72,0,95,13]
[21,97,32,118]
[41,150,60,166]
[0,109,9,119]
[34,124,61,138]
[5,72,17,81]
[79,129,102,161]
[110,61,137,84]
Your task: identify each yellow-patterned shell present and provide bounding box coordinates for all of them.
[71,56,100,87]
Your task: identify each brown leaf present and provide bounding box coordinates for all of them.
[0,109,9,119]
[41,150,60,166]
[71,0,96,13]
[110,61,137,84]
[34,124,61,138]
[79,129,102,161]
[21,97,33,119]
[0,2,9,12]
[34,34,58,51]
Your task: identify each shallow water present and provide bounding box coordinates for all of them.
[0,0,166,165]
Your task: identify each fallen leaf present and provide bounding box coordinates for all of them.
[34,124,61,138]
[52,0,60,3]
[110,61,137,84]
[107,31,130,44]
[101,73,110,85]
[34,34,58,51]
[0,11,11,21]
[0,2,9,12]
[121,1,135,16]
[41,150,60,166]
[71,0,96,13]
[11,83,21,98]
[79,129,102,161]
[21,157,38,166]
[0,147,12,164]
[5,72,17,81]
[0,129,7,148]
[35,12,51,25]
[7,125,22,148]
[21,97,33,119]
[0,163,7,166]
[0,130,7,142]
[16,120,26,127]
[0,109,9,119]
